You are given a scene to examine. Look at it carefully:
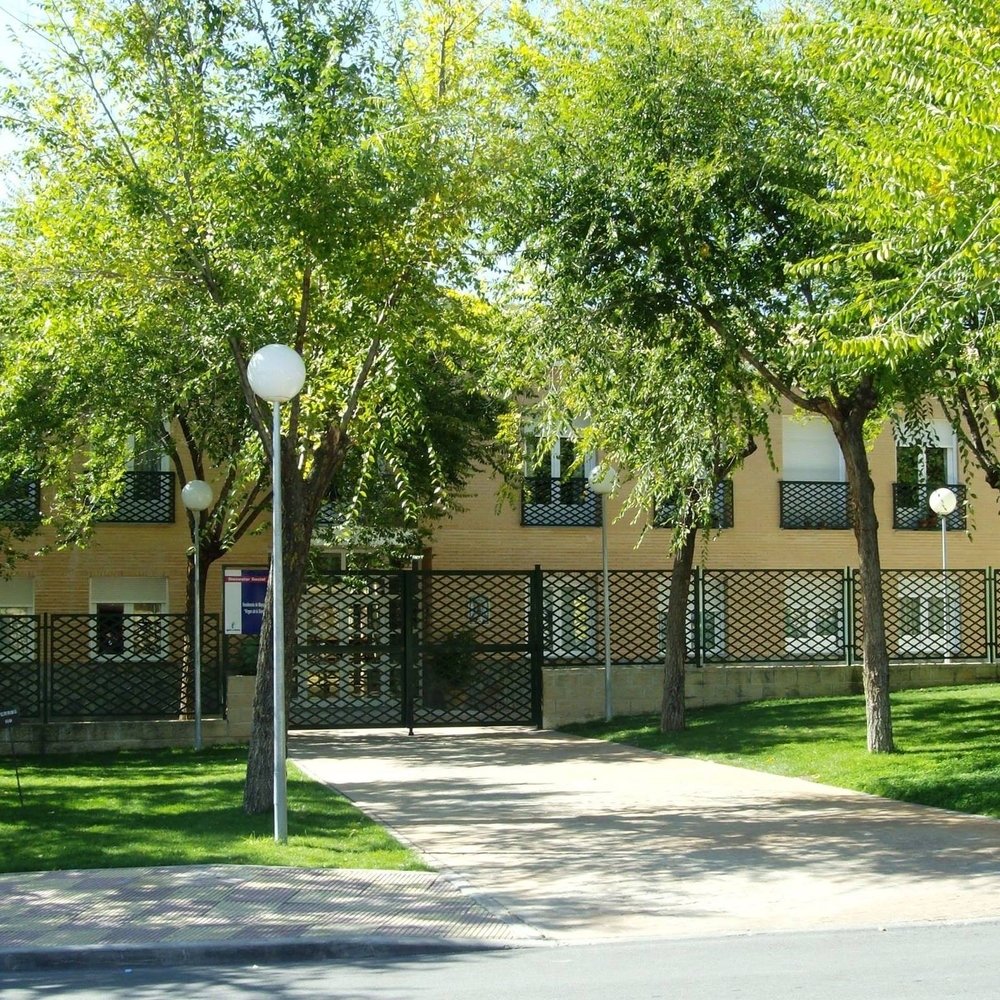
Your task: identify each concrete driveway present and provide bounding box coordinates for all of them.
[291,727,1000,941]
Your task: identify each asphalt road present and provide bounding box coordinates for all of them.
[5,922,1000,1000]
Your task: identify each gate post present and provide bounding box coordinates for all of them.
[843,567,856,667]
[41,613,50,725]
[402,569,417,734]
[987,567,996,666]
[530,565,544,728]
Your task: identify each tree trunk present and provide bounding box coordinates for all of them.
[660,524,697,732]
[830,402,895,753]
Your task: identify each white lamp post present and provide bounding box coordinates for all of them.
[181,479,213,751]
[588,465,617,723]
[246,343,306,844]
[929,487,957,662]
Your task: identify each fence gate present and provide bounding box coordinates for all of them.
[291,569,542,729]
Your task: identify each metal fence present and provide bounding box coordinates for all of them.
[291,569,542,729]
[0,613,223,722]
[541,566,999,668]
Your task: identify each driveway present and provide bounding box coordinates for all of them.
[291,727,1000,941]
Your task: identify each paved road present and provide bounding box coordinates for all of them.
[293,727,1000,941]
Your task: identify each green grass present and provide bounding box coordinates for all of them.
[564,683,1000,819]
[0,745,427,874]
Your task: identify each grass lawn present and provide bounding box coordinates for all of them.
[0,744,426,874]
[564,683,1000,820]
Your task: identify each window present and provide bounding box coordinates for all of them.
[782,418,844,482]
[896,577,959,657]
[784,578,843,658]
[657,576,726,660]
[780,419,850,528]
[524,435,593,503]
[90,578,168,660]
[543,581,597,658]
[894,420,959,529]
[522,431,600,526]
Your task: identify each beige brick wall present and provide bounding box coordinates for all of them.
[429,408,1000,572]
[7,492,271,616]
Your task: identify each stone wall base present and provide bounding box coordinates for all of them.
[542,660,1000,729]
[6,676,256,755]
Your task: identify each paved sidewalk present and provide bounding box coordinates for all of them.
[0,864,539,972]
[5,726,1000,971]
[294,727,1000,942]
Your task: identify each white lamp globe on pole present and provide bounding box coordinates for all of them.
[181,479,213,751]
[588,465,617,723]
[247,343,306,845]
[929,487,957,663]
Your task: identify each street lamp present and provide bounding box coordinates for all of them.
[181,479,213,751]
[929,487,957,662]
[588,465,617,723]
[247,343,306,844]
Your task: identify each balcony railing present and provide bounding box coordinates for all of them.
[654,481,734,529]
[522,476,601,527]
[893,483,966,530]
[95,471,175,524]
[780,481,853,529]
[0,477,40,523]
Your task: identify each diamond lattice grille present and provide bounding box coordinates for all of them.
[0,615,41,718]
[95,472,176,523]
[522,477,601,526]
[779,481,853,529]
[48,613,220,719]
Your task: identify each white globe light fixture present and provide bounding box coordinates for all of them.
[247,343,306,844]
[588,465,618,722]
[181,479,213,751]
[928,487,957,517]
[246,344,307,403]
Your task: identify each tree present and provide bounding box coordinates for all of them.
[490,0,950,750]
[0,0,512,808]
[783,0,1000,508]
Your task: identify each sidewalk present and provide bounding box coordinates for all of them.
[4,726,1000,971]
[0,864,540,972]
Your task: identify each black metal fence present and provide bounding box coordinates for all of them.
[3,565,996,726]
[292,569,542,729]
[540,566,999,668]
[0,613,223,722]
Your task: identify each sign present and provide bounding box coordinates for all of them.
[0,708,17,727]
[223,567,269,635]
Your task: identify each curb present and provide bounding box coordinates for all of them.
[0,934,518,973]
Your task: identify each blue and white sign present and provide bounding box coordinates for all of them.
[223,567,269,635]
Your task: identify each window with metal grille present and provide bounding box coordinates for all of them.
[893,420,962,529]
[543,581,597,658]
[522,434,600,526]
[895,576,959,657]
[657,577,726,659]
[784,577,842,658]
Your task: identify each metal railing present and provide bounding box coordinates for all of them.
[780,481,853,529]
[653,481,734,530]
[95,471,176,524]
[0,613,222,721]
[522,476,601,527]
[893,483,967,530]
[0,477,40,523]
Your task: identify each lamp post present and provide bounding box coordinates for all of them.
[246,343,306,844]
[588,466,617,722]
[929,487,957,662]
[181,479,213,751]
